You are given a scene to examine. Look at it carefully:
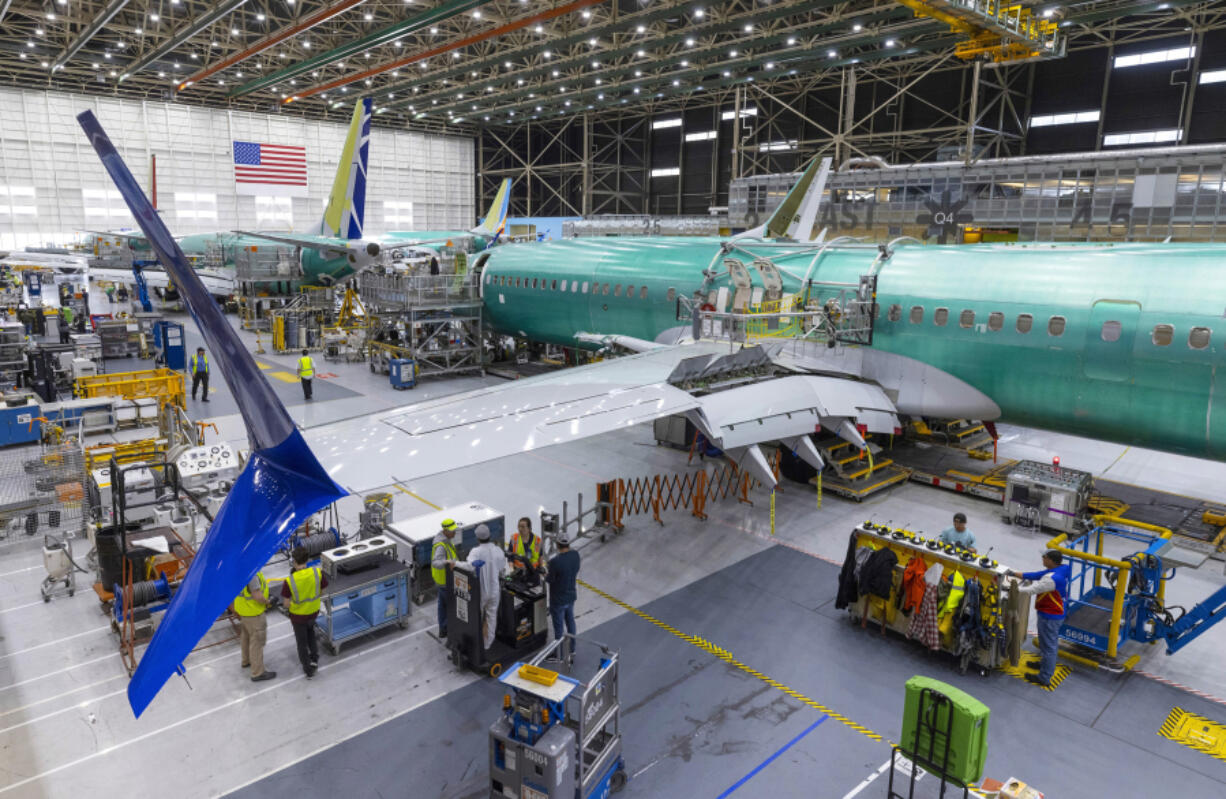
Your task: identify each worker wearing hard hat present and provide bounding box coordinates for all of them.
[466,524,508,650]
[190,347,210,402]
[432,519,460,639]
[233,570,276,683]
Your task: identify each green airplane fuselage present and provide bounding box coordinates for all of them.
[479,238,1226,461]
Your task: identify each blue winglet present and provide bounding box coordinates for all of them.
[77,111,347,716]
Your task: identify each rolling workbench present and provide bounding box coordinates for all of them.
[315,558,412,655]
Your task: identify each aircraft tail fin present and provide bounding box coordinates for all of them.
[78,110,346,718]
[471,178,512,237]
[315,97,373,240]
[735,156,832,242]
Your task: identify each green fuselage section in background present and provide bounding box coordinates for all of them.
[478,238,1226,461]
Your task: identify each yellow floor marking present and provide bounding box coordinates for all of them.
[268,370,299,383]
[393,483,441,510]
[1000,653,1071,692]
[1159,707,1226,762]
[255,362,271,370]
[577,578,887,744]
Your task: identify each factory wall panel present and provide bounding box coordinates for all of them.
[0,87,474,250]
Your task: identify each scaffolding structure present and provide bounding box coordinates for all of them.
[234,245,301,331]
[359,273,484,379]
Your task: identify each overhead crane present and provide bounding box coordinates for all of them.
[895,0,1067,63]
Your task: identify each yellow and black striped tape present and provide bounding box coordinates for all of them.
[578,579,887,743]
[1000,654,1071,692]
[1159,707,1226,762]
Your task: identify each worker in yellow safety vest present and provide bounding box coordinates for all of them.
[234,570,276,682]
[190,347,210,402]
[432,519,459,639]
[297,348,316,401]
[508,516,542,572]
[280,546,328,678]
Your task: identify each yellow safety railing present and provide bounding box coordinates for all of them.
[1045,517,1172,659]
[744,296,807,339]
[75,368,186,410]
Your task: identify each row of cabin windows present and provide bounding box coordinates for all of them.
[887,304,1213,350]
[486,272,650,299]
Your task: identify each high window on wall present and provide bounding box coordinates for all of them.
[82,188,129,221]
[0,186,37,216]
[383,201,414,227]
[255,196,293,227]
[175,192,218,221]
[1029,110,1100,128]
[1103,129,1183,147]
[1113,45,1194,69]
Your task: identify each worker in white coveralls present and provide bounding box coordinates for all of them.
[466,524,507,650]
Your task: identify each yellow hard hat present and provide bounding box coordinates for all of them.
[441,519,458,531]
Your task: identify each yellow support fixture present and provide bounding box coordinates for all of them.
[75,368,186,410]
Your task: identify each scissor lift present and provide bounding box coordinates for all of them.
[1048,519,1226,672]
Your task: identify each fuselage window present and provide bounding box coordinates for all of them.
[1016,314,1033,334]
[572,281,580,293]
[959,310,975,328]
[532,278,538,289]
[560,279,568,291]
[551,279,558,290]
[582,281,589,293]
[542,279,548,291]
[626,284,635,298]
[1048,316,1066,337]
[887,304,902,322]
[640,286,648,299]
[1101,321,1122,342]
[934,307,949,327]
[1189,327,1210,350]
[614,284,622,297]
[603,283,610,295]
[909,305,924,324]
[988,312,1003,331]
[666,287,677,302]
[1152,324,1174,346]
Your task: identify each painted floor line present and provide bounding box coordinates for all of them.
[0,627,431,794]
[715,714,829,798]
[842,760,892,799]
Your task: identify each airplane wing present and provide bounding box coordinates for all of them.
[80,110,994,717]
[232,230,355,258]
[89,264,236,296]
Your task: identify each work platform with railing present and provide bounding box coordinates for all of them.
[360,272,485,380]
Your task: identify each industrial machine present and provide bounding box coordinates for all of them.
[1003,460,1092,533]
[389,357,416,390]
[170,442,241,491]
[315,537,411,654]
[490,635,627,799]
[151,320,186,371]
[386,502,505,604]
[40,532,79,602]
[447,557,549,677]
[0,395,41,446]
[1050,521,1226,670]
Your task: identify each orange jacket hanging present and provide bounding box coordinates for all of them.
[900,556,928,613]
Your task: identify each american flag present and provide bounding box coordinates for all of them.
[232,141,308,197]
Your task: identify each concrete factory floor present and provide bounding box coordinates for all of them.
[1,310,1226,797]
